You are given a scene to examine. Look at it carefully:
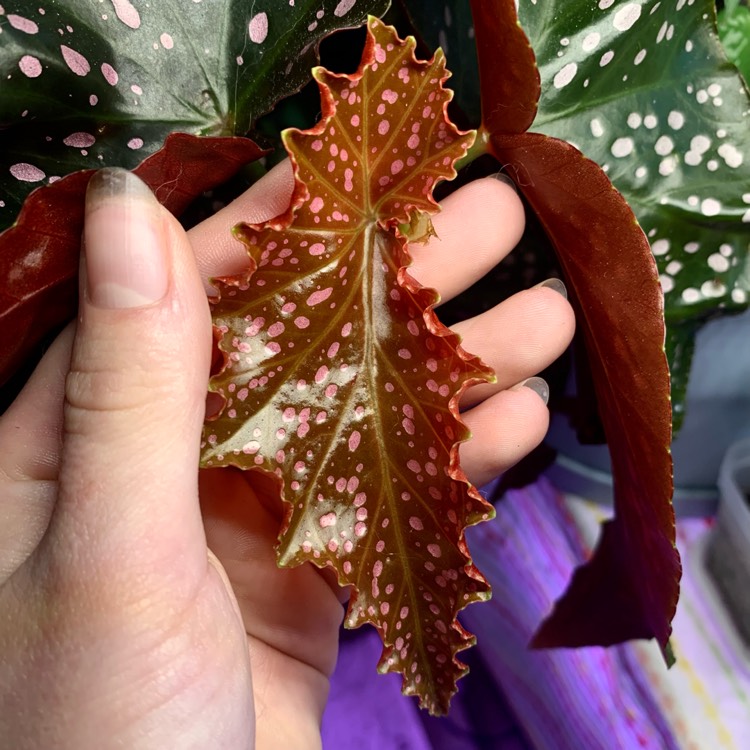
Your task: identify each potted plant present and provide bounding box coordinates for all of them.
[7,0,745,712]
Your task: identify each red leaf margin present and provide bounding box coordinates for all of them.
[470,0,681,656]
[0,133,265,390]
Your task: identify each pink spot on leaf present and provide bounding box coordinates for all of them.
[309,242,325,255]
[61,45,90,76]
[160,32,174,49]
[101,63,118,85]
[306,287,333,306]
[18,55,42,77]
[320,512,336,528]
[349,431,361,451]
[334,0,357,17]
[127,138,144,150]
[248,12,268,43]
[8,14,38,33]
[63,132,96,148]
[111,0,141,29]
[10,163,45,182]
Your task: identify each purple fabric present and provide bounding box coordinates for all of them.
[322,477,678,749]
[322,626,530,750]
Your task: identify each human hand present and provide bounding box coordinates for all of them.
[0,163,573,749]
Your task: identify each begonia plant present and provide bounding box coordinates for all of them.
[2,0,747,712]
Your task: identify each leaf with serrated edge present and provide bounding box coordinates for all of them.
[201,17,494,715]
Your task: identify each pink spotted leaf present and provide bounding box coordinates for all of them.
[201,17,494,715]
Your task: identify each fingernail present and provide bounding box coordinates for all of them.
[516,376,549,405]
[84,168,167,309]
[490,171,518,192]
[535,277,568,299]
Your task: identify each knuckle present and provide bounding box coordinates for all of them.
[64,361,155,419]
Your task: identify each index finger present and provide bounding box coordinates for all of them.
[187,160,296,294]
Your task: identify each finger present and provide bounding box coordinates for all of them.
[459,380,550,488]
[186,167,522,305]
[187,160,296,294]
[41,169,213,579]
[456,281,575,408]
[0,325,73,578]
[409,175,525,303]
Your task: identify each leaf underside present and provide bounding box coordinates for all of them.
[0,133,264,389]
[201,17,494,715]
[469,0,680,655]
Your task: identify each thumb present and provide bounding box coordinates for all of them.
[47,168,212,577]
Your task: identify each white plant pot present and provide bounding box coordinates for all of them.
[545,307,750,516]
[705,436,750,646]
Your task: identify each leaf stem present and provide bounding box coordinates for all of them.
[454,125,490,172]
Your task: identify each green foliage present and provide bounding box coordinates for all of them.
[401,0,750,426]
[0,0,388,232]
[719,0,750,83]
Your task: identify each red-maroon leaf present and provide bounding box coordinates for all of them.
[470,0,680,655]
[201,17,494,714]
[470,0,539,135]
[493,134,679,651]
[0,133,264,388]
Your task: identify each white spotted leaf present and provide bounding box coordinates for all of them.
[201,17,495,715]
[519,0,750,423]
[0,0,388,233]
[403,0,750,425]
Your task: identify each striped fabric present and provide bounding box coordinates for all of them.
[461,478,679,750]
[322,478,750,748]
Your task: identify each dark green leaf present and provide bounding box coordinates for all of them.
[0,0,389,232]
[517,0,750,397]
[403,0,750,421]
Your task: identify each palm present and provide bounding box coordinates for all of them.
[199,468,343,746]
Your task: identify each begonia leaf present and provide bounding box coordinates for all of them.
[201,16,494,715]
[0,0,389,233]
[402,0,750,427]
[0,133,264,387]
[519,0,750,427]
[469,0,680,656]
